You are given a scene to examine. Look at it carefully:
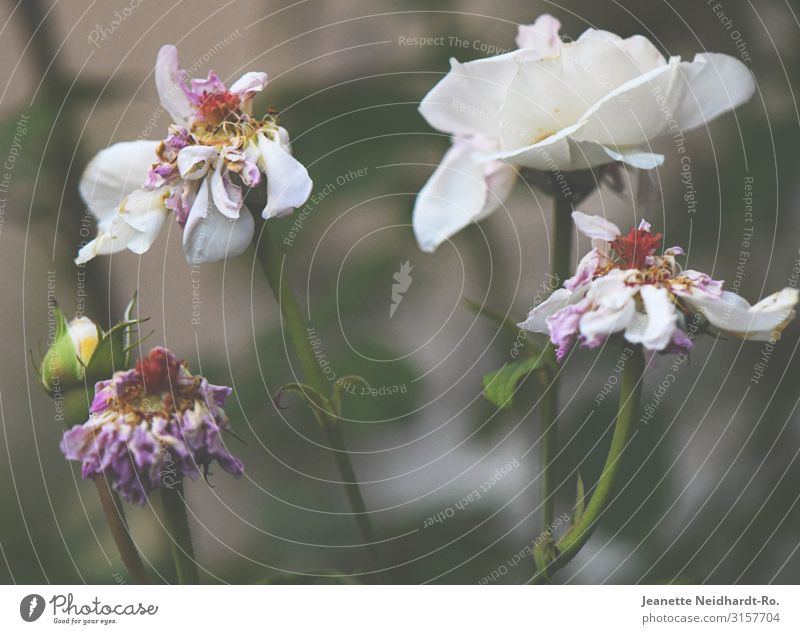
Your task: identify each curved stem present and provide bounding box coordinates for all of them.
[533,346,645,583]
[160,481,199,584]
[93,476,150,584]
[254,220,385,581]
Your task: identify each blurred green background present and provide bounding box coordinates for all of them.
[0,0,799,584]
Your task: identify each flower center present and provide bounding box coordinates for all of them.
[136,347,181,392]
[196,90,243,126]
[611,227,663,270]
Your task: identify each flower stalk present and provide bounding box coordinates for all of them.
[160,480,199,584]
[254,219,384,580]
[93,476,150,584]
[532,346,644,582]
[537,371,557,532]
[537,192,573,532]
[551,193,574,290]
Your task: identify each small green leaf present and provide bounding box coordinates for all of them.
[85,318,139,384]
[482,356,545,410]
[574,472,586,524]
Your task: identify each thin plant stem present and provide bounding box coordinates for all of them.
[537,372,557,533]
[551,193,574,289]
[93,476,150,584]
[532,346,645,583]
[538,193,573,533]
[254,219,385,581]
[160,481,199,584]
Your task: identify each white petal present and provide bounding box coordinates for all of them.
[574,53,755,148]
[602,146,664,169]
[624,285,677,350]
[155,45,193,123]
[210,166,243,219]
[482,158,518,216]
[68,316,101,364]
[126,209,167,254]
[74,216,137,264]
[418,53,521,139]
[115,189,167,254]
[565,249,603,290]
[412,138,516,253]
[257,133,313,219]
[488,120,627,171]
[229,71,268,99]
[177,145,217,179]
[182,179,255,265]
[79,141,159,221]
[276,126,292,151]
[498,31,665,155]
[685,288,798,340]
[518,288,578,333]
[580,271,637,342]
[515,14,562,56]
[572,211,621,241]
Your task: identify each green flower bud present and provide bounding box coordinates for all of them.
[41,309,94,394]
[39,296,140,424]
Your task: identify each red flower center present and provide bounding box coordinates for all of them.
[197,91,242,126]
[136,348,182,393]
[611,227,663,269]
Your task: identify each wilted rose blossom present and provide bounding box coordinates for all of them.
[413,14,755,252]
[77,45,312,266]
[60,347,243,504]
[520,212,799,361]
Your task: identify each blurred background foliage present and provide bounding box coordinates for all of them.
[0,0,799,584]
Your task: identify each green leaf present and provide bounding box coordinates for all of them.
[482,356,546,410]
[574,472,586,524]
[85,322,131,384]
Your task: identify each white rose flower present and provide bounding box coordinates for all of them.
[414,15,755,252]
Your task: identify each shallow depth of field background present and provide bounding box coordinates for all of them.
[1,0,799,584]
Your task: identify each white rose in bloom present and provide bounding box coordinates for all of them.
[519,212,798,361]
[413,15,755,252]
[77,45,313,265]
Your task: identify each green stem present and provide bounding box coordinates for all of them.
[160,481,199,584]
[537,372,557,532]
[534,346,645,583]
[552,193,574,288]
[537,194,573,533]
[254,220,385,581]
[93,476,150,584]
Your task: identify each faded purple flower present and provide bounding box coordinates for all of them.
[60,347,243,504]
